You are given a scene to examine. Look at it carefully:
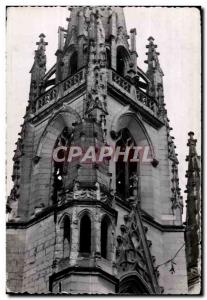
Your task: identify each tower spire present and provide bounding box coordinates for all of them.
[145,37,165,118]
[28,33,48,114]
[145,36,163,78]
[7,7,190,295]
[185,132,201,293]
[84,9,108,122]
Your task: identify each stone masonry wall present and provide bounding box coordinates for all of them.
[21,215,55,293]
[6,228,26,293]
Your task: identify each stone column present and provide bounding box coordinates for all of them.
[70,207,79,265]
[110,11,117,70]
[94,207,101,257]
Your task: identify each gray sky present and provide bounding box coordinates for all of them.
[6,7,201,218]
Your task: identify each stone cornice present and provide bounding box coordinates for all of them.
[7,199,184,233]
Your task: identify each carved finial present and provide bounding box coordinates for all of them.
[36,33,48,51]
[145,36,163,79]
[39,33,45,38]
[146,36,157,50]
[187,131,197,149]
[130,28,137,35]
[188,131,195,138]
[29,33,47,102]
[148,36,154,42]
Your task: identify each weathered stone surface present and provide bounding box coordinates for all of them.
[6,6,189,295]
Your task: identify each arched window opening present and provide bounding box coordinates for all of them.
[116,46,127,77]
[101,216,111,259]
[79,214,91,254]
[69,51,78,75]
[106,48,111,68]
[52,127,72,204]
[58,282,62,293]
[116,128,138,200]
[63,216,71,258]
[119,275,150,294]
[83,46,88,66]
[119,284,145,294]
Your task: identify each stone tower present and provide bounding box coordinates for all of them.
[6,7,188,294]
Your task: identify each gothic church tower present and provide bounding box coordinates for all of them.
[7,7,188,294]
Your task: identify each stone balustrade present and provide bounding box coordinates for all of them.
[111,70,131,93]
[36,86,57,110]
[63,68,85,94]
[108,69,158,116]
[35,67,157,116]
[136,89,158,114]
[35,68,86,112]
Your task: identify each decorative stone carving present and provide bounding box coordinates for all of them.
[95,182,101,200]
[84,10,108,122]
[28,34,48,114]
[116,203,161,294]
[185,132,201,292]
[170,162,183,212]
[116,26,129,49]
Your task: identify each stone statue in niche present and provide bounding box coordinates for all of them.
[73,181,81,199]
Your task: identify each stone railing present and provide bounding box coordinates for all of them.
[136,89,158,114]
[36,86,57,110]
[35,68,86,112]
[35,67,157,116]
[108,69,158,116]
[111,70,131,94]
[62,68,85,95]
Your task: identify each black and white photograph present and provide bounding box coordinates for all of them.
[4,3,202,296]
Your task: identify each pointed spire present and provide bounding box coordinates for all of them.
[28,34,48,112]
[64,6,128,46]
[185,132,201,184]
[145,36,163,76]
[31,33,48,73]
[144,37,165,119]
[61,6,131,77]
[84,13,108,122]
[185,131,201,292]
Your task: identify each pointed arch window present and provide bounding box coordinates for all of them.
[116,128,138,199]
[116,46,128,77]
[106,48,111,68]
[101,216,112,259]
[79,214,91,255]
[63,216,71,258]
[69,51,78,75]
[52,127,72,204]
[119,275,150,294]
